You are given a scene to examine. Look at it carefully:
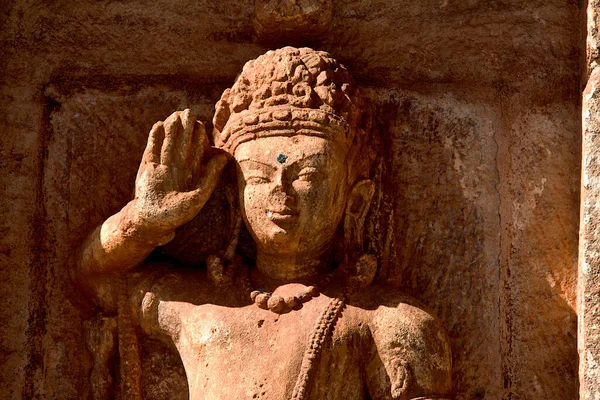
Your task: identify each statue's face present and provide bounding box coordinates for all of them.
[235,135,348,257]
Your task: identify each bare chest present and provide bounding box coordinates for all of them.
[166,295,369,400]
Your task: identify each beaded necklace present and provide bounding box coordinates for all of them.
[240,270,336,314]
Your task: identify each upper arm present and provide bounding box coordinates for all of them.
[135,270,194,346]
[366,304,452,399]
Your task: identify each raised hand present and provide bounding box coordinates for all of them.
[131,109,229,238]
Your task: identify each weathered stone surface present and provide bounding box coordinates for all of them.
[588,0,600,75]
[140,337,188,400]
[253,0,333,44]
[580,67,600,400]
[502,96,580,399]
[0,0,581,399]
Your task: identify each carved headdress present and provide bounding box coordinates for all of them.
[212,47,374,182]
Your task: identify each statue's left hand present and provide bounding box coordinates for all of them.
[131,109,230,240]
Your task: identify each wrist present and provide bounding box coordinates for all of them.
[119,200,176,246]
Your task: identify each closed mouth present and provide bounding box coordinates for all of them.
[266,210,299,224]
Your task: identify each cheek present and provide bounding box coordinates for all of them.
[243,184,269,218]
[293,178,341,213]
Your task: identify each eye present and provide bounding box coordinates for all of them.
[296,167,323,182]
[246,176,270,185]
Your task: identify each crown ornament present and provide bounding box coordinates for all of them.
[215,105,349,152]
[212,47,368,155]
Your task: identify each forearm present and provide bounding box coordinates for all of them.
[75,200,175,280]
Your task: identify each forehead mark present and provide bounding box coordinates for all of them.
[237,154,330,176]
[277,153,288,164]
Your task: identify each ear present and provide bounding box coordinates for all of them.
[344,179,375,258]
[212,89,231,146]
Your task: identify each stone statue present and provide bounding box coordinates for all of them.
[73,47,452,400]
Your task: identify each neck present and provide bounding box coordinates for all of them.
[255,250,332,283]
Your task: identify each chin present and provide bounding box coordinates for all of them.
[253,225,300,253]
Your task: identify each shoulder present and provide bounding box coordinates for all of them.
[130,262,215,339]
[359,284,443,333]
[352,284,452,397]
[350,283,443,333]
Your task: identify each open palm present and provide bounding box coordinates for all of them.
[133,109,229,234]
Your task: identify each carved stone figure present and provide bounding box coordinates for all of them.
[73,47,452,400]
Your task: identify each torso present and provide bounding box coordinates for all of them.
[137,267,451,400]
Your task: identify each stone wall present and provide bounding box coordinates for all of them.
[579,1,600,399]
[0,1,582,399]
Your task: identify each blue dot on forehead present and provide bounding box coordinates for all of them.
[277,153,288,164]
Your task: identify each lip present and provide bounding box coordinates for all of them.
[266,210,299,226]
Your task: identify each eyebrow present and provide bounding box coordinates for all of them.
[238,159,276,171]
[237,153,329,169]
[296,154,327,166]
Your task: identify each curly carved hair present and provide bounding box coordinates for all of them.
[212,46,376,184]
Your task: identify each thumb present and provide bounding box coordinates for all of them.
[202,152,230,185]
[183,153,230,208]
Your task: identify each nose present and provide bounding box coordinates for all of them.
[268,175,296,210]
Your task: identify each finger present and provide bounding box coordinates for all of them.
[143,121,164,164]
[183,153,229,210]
[137,121,164,180]
[190,120,208,179]
[161,112,181,165]
[195,120,209,164]
[178,109,195,163]
[199,152,230,190]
